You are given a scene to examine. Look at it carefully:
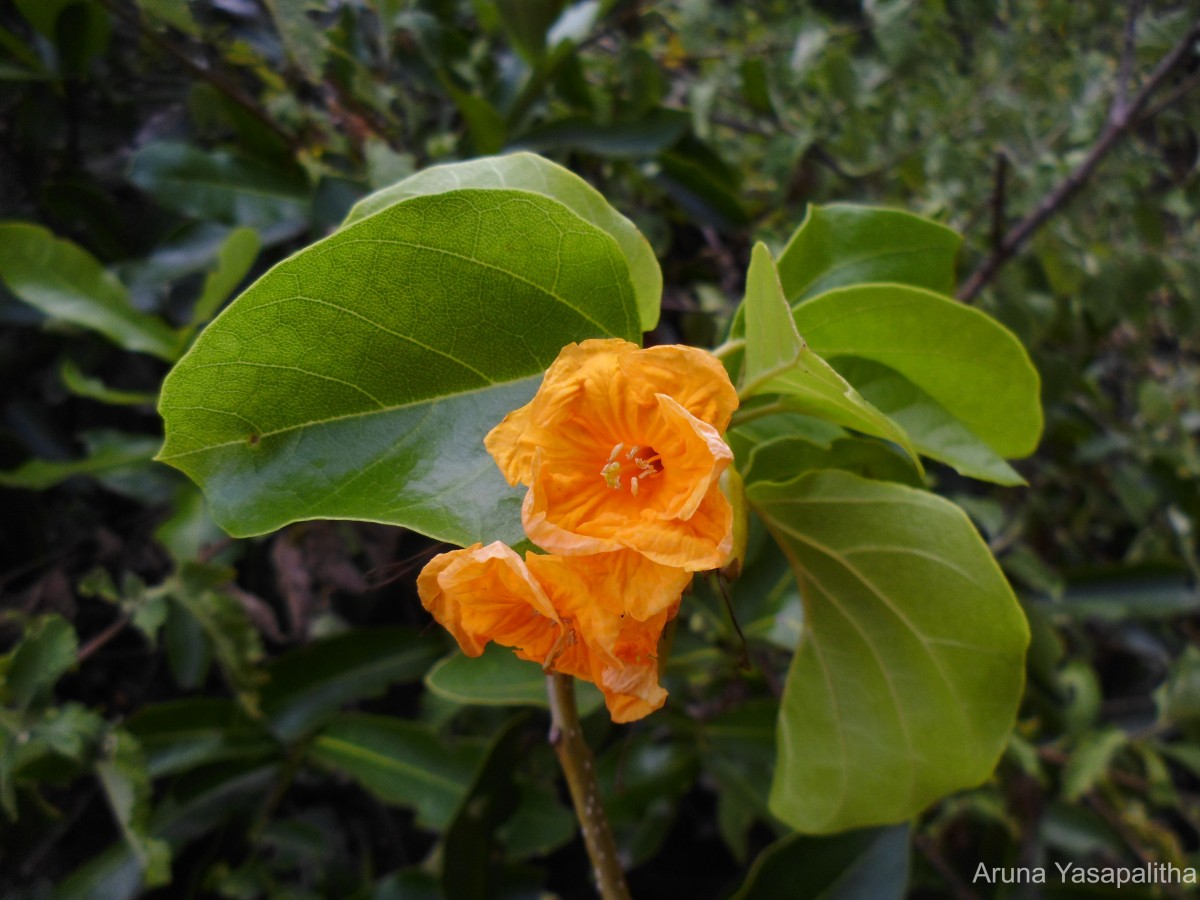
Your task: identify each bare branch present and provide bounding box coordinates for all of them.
[958,18,1200,302]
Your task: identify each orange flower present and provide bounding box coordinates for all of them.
[417,542,692,722]
[486,339,738,571]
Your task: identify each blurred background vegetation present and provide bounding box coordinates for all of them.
[2,1,1199,897]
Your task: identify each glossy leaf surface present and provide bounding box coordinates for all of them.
[777,204,961,302]
[750,471,1028,833]
[424,645,604,716]
[0,223,179,360]
[740,243,919,467]
[343,152,662,331]
[158,189,640,545]
[308,713,484,830]
[793,284,1042,459]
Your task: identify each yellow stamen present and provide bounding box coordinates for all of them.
[626,445,640,459]
[601,460,622,489]
[631,476,639,497]
[608,442,623,461]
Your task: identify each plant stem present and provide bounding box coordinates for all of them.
[957,16,1200,302]
[546,673,631,900]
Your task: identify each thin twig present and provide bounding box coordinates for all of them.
[958,18,1200,302]
[989,150,1008,253]
[76,612,132,664]
[546,673,631,900]
[1113,2,1143,121]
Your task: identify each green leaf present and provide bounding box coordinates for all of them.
[12,0,75,35]
[830,358,1025,485]
[136,0,199,34]
[777,204,961,302]
[260,0,326,79]
[0,430,161,491]
[494,0,563,60]
[1062,728,1127,801]
[445,84,507,155]
[343,153,662,331]
[793,284,1043,459]
[308,713,485,830]
[699,699,778,862]
[125,698,276,779]
[58,761,279,900]
[731,415,918,489]
[733,825,910,900]
[441,714,528,899]
[169,566,265,714]
[498,780,574,860]
[655,149,750,230]
[61,360,158,407]
[0,222,180,360]
[96,730,172,888]
[749,471,1028,833]
[597,736,698,865]
[157,189,640,545]
[740,243,920,469]
[424,644,604,716]
[188,226,261,331]
[1,614,78,710]
[129,142,311,232]
[512,109,690,158]
[1,703,104,818]
[261,627,445,741]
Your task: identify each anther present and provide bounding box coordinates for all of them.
[630,476,639,497]
[601,460,621,489]
[626,444,640,459]
[608,442,623,461]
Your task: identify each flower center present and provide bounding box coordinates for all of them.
[599,442,663,496]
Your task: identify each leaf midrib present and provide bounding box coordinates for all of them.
[313,734,465,794]
[158,376,537,462]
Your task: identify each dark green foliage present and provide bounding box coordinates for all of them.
[1,0,1198,896]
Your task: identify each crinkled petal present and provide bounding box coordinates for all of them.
[623,344,739,431]
[524,550,685,722]
[416,542,560,659]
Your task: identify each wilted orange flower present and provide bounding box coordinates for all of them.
[417,542,692,722]
[486,339,739,571]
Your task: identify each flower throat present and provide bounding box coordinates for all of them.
[600,443,663,497]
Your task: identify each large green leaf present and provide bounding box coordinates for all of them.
[831,358,1024,485]
[740,243,919,468]
[343,153,662,331]
[261,627,445,741]
[424,644,604,715]
[749,471,1028,833]
[793,284,1042,459]
[157,189,640,545]
[308,713,485,830]
[0,223,180,360]
[777,204,961,302]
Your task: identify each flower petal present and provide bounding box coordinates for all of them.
[416,542,561,659]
